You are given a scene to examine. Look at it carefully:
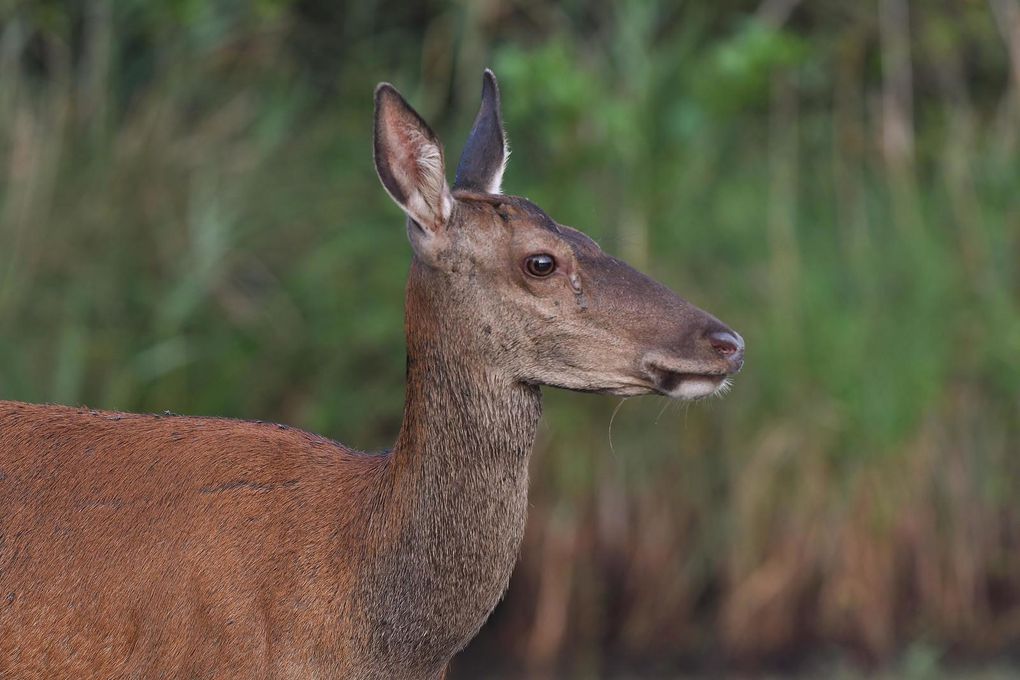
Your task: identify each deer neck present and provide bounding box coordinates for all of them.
[357,262,541,669]
[393,347,541,483]
[390,261,542,489]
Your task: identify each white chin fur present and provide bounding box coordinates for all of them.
[668,377,728,400]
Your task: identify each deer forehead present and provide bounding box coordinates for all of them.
[453,195,601,260]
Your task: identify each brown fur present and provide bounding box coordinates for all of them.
[0,71,743,678]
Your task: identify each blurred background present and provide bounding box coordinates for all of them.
[1,0,1018,677]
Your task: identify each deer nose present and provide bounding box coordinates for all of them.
[706,329,744,369]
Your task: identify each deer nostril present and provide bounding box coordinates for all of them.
[707,330,744,358]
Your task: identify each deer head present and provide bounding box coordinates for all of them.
[374,70,743,400]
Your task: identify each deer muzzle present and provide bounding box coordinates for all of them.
[639,324,745,400]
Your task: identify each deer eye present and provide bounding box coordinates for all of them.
[524,254,556,278]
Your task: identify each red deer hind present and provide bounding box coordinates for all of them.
[0,70,744,678]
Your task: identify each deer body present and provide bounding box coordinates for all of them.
[0,261,540,678]
[0,72,743,678]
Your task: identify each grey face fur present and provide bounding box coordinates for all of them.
[374,70,744,402]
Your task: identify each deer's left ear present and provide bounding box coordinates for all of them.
[453,69,508,194]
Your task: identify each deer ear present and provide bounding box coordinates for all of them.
[374,84,453,236]
[453,69,508,194]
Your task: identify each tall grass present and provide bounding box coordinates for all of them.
[1,1,1018,676]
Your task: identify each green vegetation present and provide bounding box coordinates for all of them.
[1,1,1018,676]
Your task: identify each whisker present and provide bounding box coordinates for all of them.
[607,397,628,459]
[713,377,733,399]
[654,397,671,424]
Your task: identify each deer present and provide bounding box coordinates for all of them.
[0,70,744,679]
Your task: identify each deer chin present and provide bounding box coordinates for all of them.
[642,364,732,400]
[640,351,739,401]
[661,373,730,400]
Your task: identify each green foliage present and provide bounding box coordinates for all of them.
[1,0,1019,674]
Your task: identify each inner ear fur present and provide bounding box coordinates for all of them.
[373,84,453,233]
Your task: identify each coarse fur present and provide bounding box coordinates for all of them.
[0,70,744,678]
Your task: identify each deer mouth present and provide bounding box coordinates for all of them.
[642,365,732,400]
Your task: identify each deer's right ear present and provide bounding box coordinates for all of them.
[374,84,453,244]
